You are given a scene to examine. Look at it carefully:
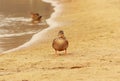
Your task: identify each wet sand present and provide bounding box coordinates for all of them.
[0,0,53,53]
[0,0,120,81]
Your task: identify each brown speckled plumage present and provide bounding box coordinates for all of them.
[52,30,68,55]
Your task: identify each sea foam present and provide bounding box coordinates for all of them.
[3,0,63,54]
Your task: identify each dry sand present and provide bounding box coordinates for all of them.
[0,0,120,81]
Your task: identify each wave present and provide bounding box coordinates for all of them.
[0,14,47,36]
[0,15,47,27]
[0,31,37,38]
[2,0,62,54]
[0,15,31,27]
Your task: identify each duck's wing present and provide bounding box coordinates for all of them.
[52,38,57,48]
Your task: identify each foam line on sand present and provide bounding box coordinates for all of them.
[3,0,63,54]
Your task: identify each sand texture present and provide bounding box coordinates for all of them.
[0,0,120,81]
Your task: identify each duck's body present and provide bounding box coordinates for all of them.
[52,30,69,55]
[52,37,68,51]
[30,12,42,24]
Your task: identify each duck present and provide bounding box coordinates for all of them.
[30,12,42,24]
[52,30,69,55]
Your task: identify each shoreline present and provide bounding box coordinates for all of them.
[2,0,63,54]
[1,0,120,81]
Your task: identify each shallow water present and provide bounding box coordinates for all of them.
[0,0,53,53]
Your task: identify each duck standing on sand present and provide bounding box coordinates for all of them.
[30,12,42,24]
[52,30,69,55]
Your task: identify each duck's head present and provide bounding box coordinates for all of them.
[58,30,65,38]
[58,30,64,34]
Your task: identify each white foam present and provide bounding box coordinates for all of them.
[0,16,47,27]
[3,0,63,54]
[0,17,31,27]
[0,31,37,38]
[5,17,31,22]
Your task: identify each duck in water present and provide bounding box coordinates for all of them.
[30,12,42,24]
[52,30,69,55]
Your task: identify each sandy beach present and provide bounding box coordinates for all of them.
[0,0,120,81]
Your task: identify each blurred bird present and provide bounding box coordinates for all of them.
[52,30,69,55]
[30,12,42,24]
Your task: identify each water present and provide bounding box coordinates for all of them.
[0,0,53,53]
